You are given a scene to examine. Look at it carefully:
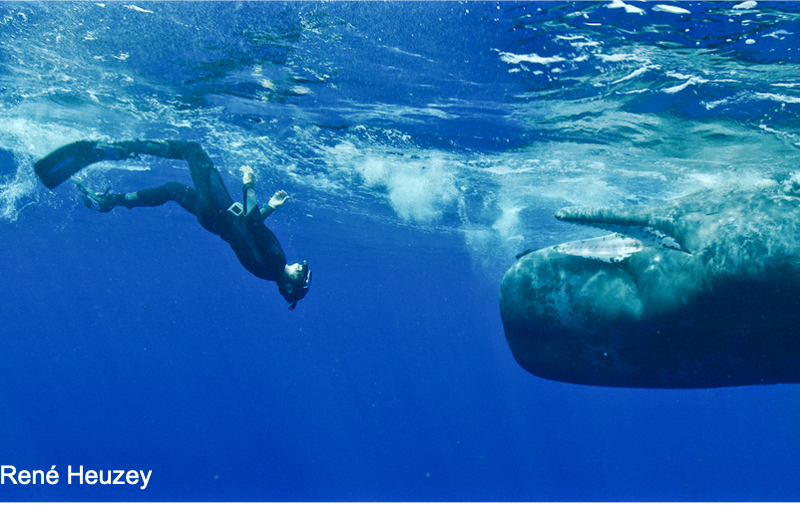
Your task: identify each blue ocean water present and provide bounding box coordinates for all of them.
[2,0,800,501]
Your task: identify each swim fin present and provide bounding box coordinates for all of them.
[34,140,133,189]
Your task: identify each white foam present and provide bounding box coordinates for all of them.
[499,52,566,65]
[124,5,154,14]
[385,159,458,223]
[492,204,523,235]
[756,92,800,104]
[0,118,90,221]
[611,65,658,85]
[652,5,691,15]
[597,53,648,63]
[606,0,644,15]
[326,142,459,223]
[663,76,708,94]
[0,164,36,222]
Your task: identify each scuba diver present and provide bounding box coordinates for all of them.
[34,139,311,309]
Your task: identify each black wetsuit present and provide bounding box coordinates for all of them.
[106,140,287,282]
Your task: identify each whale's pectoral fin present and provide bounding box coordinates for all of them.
[555,205,691,254]
[515,248,535,260]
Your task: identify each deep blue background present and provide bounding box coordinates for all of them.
[2,1,800,501]
[4,185,800,501]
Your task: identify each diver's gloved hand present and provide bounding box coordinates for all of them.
[239,165,255,185]
[73,179,115,213]
[268,190,289,210]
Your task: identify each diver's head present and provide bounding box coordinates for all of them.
[279,261,312,310]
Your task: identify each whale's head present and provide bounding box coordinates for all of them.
[499,190,800,387]
[504,201,701,329]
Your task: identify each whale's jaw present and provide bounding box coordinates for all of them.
[555,205,691,255]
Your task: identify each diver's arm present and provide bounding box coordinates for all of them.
[238,165,289,220]
[240,165,258,215]
[261,190,289,220]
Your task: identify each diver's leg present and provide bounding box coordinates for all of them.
[76,140,231,234]
[112,140,234,211]
[76,180,198,215]
[113,140,206,164]
[126,182,199,215]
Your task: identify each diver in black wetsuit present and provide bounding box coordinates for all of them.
[56,139,311,309]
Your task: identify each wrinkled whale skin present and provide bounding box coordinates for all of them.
[500,189,800,388]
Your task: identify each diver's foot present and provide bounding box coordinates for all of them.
[73,179,115,212]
